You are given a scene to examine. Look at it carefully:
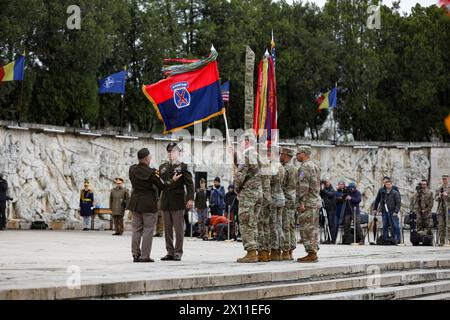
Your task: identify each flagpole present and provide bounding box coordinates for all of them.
[18,51,26,126]
[333,82,338,144]
[120,94,125,135]
[222,107,232,148]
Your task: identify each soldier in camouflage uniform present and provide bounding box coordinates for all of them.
[257,144,272,262]
[296,146,321,263]
[269,152,285,261]
[280,148,297,260]
[435,174,450,245]
[234,133,263,263]
[411,179,434,235]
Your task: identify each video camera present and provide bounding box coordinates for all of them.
[341,187,353,198]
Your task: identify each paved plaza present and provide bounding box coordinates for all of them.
[0,230,449,299]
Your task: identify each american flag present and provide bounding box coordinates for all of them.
[221,81,230,102]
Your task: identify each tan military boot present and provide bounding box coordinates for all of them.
[281,250,290,261]
[288,250,294,260]
[270,249,281,261]
[258,250,269,262]
[237,250,258,263]
[297,251,318,263]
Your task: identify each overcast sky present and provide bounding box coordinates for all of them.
[281,0,439,14]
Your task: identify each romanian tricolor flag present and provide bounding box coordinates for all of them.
[253,52,277,146]
[142,58,224,134]
[0,55,25,82]
[317,86,337,111]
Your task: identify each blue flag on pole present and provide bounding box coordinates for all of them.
[99,71,126,94]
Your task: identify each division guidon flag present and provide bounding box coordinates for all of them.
[0,55,25,82]
[142,59,224,134]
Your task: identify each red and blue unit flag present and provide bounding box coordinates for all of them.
[142,60,224,134]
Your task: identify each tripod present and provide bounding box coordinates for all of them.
[320,199,332,244]
[341,198,361,244]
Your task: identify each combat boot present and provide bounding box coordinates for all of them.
[281,250,290,261]
[288,249,294,260]
[237,250,258,263]
[297,251,318,263]
[258,250,269,262]
[270,249,281,261]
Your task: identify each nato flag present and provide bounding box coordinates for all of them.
[99,71,126,94]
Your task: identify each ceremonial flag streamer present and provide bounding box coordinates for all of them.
[0,55,25,82]
[316,86,337,111]
[99,71,127,94]
[221,81,230,102]
[253,51,277,146]
[142,49,224,134]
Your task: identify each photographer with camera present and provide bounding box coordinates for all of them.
[208,177,226,216]
[411,179,434,236]
[320,178,336,244]
[0,174,13,230]
[435,174,449,246]
[334,181,346,241]
[374,179,401,244]
[342,182,364,245]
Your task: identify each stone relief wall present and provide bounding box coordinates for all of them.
[312,146,432,213]
[0,127,447,229]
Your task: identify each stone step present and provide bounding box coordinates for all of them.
[124,269,450,300]
[411,292,450,300]
[289,279,450,300]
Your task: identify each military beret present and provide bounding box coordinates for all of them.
[297,145,312,155]
[281,147,295,157]
[166,142,181,152]
[137,147,150,160]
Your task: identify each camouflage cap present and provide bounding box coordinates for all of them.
[443,174,449,178]
[281,147,295,157]
[297,145,312,155]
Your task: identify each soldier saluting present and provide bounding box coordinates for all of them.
[159,142,195,262]
[128,148,181,263]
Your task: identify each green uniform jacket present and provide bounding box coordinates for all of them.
[128,163,168,213]
[109,186,130,216]
[159,160,195,211]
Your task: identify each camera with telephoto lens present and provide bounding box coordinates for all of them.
[342,187,353,198]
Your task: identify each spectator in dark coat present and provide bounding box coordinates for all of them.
[320,178,336,243]
[195,178,209,238]
[377,179,401,243]
[0,174,12,230]
[373,176,401,213]
[342,182,364,244]
[334,181,346,240]
[208,177,226,216]
[224,185,239,221]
